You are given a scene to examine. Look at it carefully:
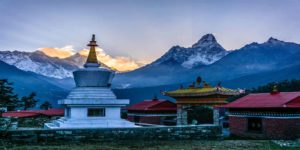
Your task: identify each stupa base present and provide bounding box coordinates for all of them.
[44,117,138,129]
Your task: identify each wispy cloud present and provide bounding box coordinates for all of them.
[79,47,148,72]
[38,45,148,71]
[38,45,75,59]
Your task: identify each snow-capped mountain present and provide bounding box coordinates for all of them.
[0,50,117,79]
[113,34,230,88]
[1,34,300,104]
[265,37,286,45]
[151,34,229,69]
[114,35,300,88]
[63,53,87,67]
[0,51,78,79]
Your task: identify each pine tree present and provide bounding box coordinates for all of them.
[20,92,38,110]
[0,79,19,111]
[40,101,52,110]
[252,79,300,93]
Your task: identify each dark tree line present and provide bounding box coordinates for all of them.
[227,79,300,103]
[252,79,300,93]
[40,101,52,110]
[0,79,52,112]
[0,79,20,111]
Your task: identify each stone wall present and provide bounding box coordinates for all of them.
[213,108,220,125]
[177,107,188,125]
[2,125,221,143]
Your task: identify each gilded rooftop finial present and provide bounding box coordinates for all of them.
[271,85,279,95]
[273,85,278,92]
[85,34,100,67]
[88,34,98,47]
[196,76,202,87]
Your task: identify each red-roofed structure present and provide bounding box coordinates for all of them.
[2,109,64,118]
[223,91,300,140]
[164,78,240,125]
[126,98,177,125]
[224,92,300,109]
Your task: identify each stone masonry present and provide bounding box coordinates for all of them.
[177,107,188,125]
[2,125,222,143]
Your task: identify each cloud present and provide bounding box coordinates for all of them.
[38,45,148,71]
[38,45,75,58]
[79,47,147,72]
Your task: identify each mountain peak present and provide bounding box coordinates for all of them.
[200,34,216,42]
[266,37,284,44]
[192,34,217,48]
[151,33,228,69]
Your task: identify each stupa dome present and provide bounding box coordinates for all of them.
[73,34,114,87]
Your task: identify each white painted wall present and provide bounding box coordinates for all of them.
[70,107,87,119]
[105,107,121,119]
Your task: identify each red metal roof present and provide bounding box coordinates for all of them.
[2,112,39,118]
[286,97,300,108]
[223,92,300,109]
[127,99,177,111]
[1,109,64,118]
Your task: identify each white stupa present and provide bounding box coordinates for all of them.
[44,35,136,129]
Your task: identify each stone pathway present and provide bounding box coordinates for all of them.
[0,140,292,150]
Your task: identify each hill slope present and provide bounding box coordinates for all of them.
[0,60,68,107]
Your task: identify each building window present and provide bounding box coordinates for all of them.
[133,116,140,123]
[87,108,105,117]
[248,118,262,133]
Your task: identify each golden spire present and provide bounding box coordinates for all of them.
[86,34,99,64]
[271,85,280,95]
[273,85,278,92]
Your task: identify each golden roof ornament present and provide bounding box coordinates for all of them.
[180,84,184,89]
[273,85,278,92]
[217,81,222,87]
[196,76,202,87]
[271,85,279,95]
[203,81,211,88]
[84,34,100,68]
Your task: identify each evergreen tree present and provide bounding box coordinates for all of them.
[40,101,52,110]
[252,79,300,93]
[0,79,18,111]
[228,79,300,103]
[20,92,38,110]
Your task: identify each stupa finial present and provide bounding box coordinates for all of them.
[84,34,100,68]
[92,34,96,41]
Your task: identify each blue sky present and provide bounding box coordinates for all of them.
[0,0,300,61]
